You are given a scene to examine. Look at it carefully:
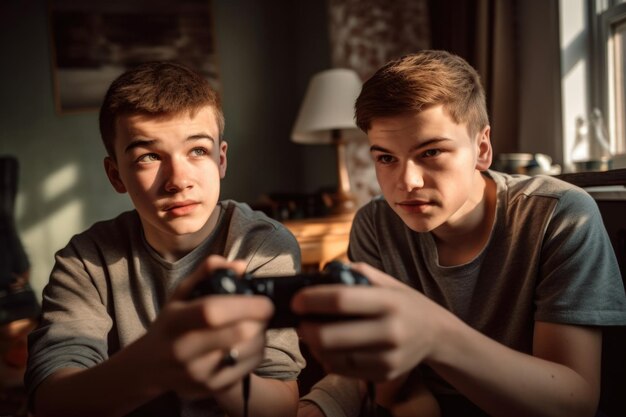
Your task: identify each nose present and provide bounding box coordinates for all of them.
[164,158,192,193]
[398,160,424,192]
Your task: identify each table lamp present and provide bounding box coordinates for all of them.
[291,68,365,215]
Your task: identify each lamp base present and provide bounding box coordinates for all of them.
[327,132,357,215]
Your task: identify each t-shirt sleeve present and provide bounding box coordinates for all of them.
[536,188,626,325]
[246,224,306,380]
[25,241,113,399]
[347,203,384,269]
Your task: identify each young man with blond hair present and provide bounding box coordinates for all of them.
[26,62,304,417]
[296,50,626,417]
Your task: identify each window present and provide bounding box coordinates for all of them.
[608,11,626,153]
[594,0,626,155]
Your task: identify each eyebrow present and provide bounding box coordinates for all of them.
[369,137,452,154]
[124,133,216,154]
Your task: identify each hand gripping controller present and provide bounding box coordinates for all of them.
[188,261,371,328]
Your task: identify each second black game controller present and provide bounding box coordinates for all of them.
[188,261,371,328]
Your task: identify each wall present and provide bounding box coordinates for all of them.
[0,0,334,295]
[427,0,564,166]
[0,0,579,296]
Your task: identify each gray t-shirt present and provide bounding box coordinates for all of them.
[26,200,305,417]
[303,171,626,416]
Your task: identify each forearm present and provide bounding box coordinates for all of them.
[214,375,298,417]
[33,337,165,417]
[427,316,598,417]
[377,374,440,417]
[300,375,366,417]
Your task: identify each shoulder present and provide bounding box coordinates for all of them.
[488,170,595,212]
[219,200,299,250]
[219,200,301,274]
[69,210,139,244]
[349,197,411,264]
[47,211,142,303]
[355,196,394,220]
[220,200,290,234]
[353,196,405,230]
[488,169,583,196]
[58,210,141,260]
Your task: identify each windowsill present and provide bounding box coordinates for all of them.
[584,186,626,200]
[556,168,626,188]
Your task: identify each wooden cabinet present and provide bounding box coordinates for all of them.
[283,213,354,271]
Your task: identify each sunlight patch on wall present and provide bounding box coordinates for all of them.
[42,163,79,202]
[560,0,590,171]
[560,0,586,47]
[45,199,83,254]
[21,199,84,296]
[563,59,589,168]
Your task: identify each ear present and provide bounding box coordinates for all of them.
[218,140,228,179]
[475,125,492,171]
[104,156,127,193]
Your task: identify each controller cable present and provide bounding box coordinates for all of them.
[367,381,378,417]
[242,374,251,417]
[364,380,395,417]
[358,381,378,417]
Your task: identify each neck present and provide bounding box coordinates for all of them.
[433,172,496,266]
[145,205,222,262]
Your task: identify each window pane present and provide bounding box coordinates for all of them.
[613,19,626,153]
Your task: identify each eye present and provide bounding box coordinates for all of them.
[136,153,159,163]
[190,147,209,157]
[421,149,441,158]
[375,154,396,164]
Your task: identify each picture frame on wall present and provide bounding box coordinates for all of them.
[48,0,220,114]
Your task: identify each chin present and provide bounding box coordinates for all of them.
[167,219,210,235]
[405,223,436,233]
[398,217,437,233]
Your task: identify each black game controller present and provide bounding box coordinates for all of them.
[188,261,371,328]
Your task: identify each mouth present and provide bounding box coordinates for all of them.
[395,199,433,213]
[397,198,431,206]
[163,200,200,216]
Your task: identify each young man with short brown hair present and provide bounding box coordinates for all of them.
[296,50,626,417]
[26,61,304,417]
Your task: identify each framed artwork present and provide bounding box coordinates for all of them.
[328,0,430,80]
[48,0,220,113]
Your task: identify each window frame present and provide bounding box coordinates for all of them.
[591,0,626,154]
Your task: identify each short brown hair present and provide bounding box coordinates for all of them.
[355,50,489,137]
[99,61,225,158]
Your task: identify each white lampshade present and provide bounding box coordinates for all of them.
[291,68,365,144]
